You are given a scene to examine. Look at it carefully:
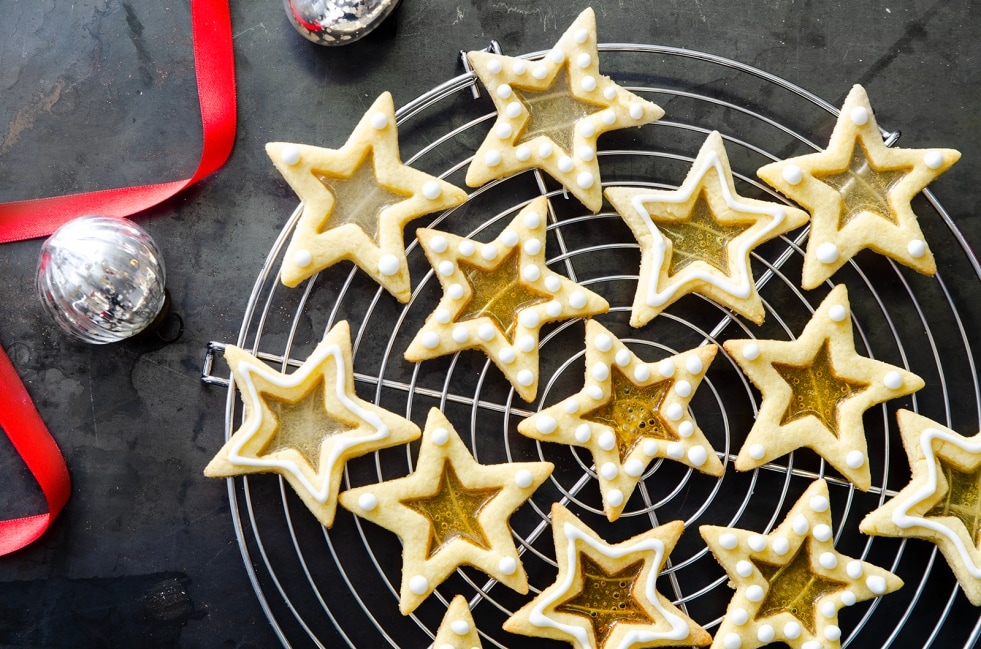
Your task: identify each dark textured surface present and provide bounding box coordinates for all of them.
[0,0,978,647]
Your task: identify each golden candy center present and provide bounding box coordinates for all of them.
[514,70,602,155]
[753,544,847,634]
[655,189,753,276]
[261,376,356,468]
[927,460,981,548]
[401,461,502,559]
[583,369,676,462]
[813,142,911,230]
[314,152,411,241]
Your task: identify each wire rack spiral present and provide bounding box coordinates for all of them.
[205,43,981,648]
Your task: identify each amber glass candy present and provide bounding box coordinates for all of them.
[584,369,676,462]
[752,544,846,634]
[402,461,503,559]
[455,249,550,342]
[314,155,410,240]
[555,555,654,646]
[656,189,753,276]
[813,142,912,230]
[514,71,602,154]
[260,376,356,467]
[771,340,869,437]
[928,460,981,547]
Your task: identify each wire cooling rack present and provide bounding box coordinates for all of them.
[202,43,981,648]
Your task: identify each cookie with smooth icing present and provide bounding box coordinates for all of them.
[519,319,723,521]
[605,131,809,327]
[465,8,663,212]
[504,503,711,649]
[204,320,421,528]
[405,196,609,402]
[701,479,903,649]
[267,92,467,300]
[860,409,981,605]
[338,408,552,615]
[723,284,924,490]
[757,84,959,290]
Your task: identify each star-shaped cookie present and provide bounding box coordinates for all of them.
[338,408,552,615]
[757,84,960,290]
[465,8,663,212]
[723,284,924,490]
[204,320,421,528]
[860,410,981,605]
[519,319,723,521]
[433,595,484,649]
[404,196,609,402]
[504,503,710,649]
[266,91,468,301]
[605,131,809,327]
[701,479,903,649]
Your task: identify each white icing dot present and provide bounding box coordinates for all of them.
[784,621,802,640]
[378,254,400,277]
[548,48,565,64]
[685,355,704,374]
[687,446,708,466]
[495,123,513,139]
[666,403,683,421]
[522,264,541,282]
[514,469,534,488]
[628,103,644,120]
[484,149,502,167]
[371,111,389,129]
[625,458,645,477]
[519,309,541,329]
[782,163,804,185]
[498,556,517,575]
[515,144,531,161]
[866,575,887,594]
[605,489,624,507]
[544,276,561,292]
[742,342,760,361]
[810,495,830,513]
[478,323,496,341]
[657,360,675,379]
[280,145,301,165]
[748,444,766,460]
[563,398,579,414]
[802,641,822,649]
[730,607,748,625]
[846,560,864,579]
[435,308,451,324]
[409,575,429,594]
[816,241,840,264]
[633,365,651,382]
[828,304,848,322]
[486,59,502,74]
[924,151,944,169]
[545,300,563,317]
[719,532,738,550]
[532,64,548,80]
[517,335,536,352]
[420,331,441,349]
[293,249,313,267]
[576,53,592,68]
[745,585,764,602]
[841,590,857,606]
[846,450,866,469]
[666,442,684,459]
[438,260,456,277]
[678,421,694,438]
[538,142,554,158]
[615,349,631,367]
[458,240,475,256]
[569,291,587,309]
[523,240,542,259]
[748,535,767,552]
[757,624,775,644]
[516,370,534,386]
[429,235,448,253]
[850,106,869,125]
[448,283,465,300]
[600,462,618,479]
[358,493,378,511]
[820,600,838,619]
[535,416,557,435]
[772,537,790,555]
[592,333,612,352]
[736,560,753,577]
[431,427,450,445]
[495,84,513,99]
[501,229,518,246]
[883,370,904,390]
[575,423,592,443]
[452,326,469,343]
[601,109,616,125]
[792,514,810,536]
[451,619,471,635]
[558,156,575,173]
[512,60,527,75]
[603,86,617,100]
[523,211,542,229]
[581,75,597,92]
[642,439,659,456]
[814,524,833,542]
[598,430,616,451]
[674,380,692,398]
[591,362,610,381]
[499,347,516,364]
[723,632,742,649]
[825,625,842,641]
[576,172,595,189]
[819,552,838,569]
[421,180,442,200]
[574,27,589,43]
[907,239,927,258]
[481,244,498,261]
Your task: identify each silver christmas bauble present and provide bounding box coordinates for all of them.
[283,0,401,45]
[37,216,167,344]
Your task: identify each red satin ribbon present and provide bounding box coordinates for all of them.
[0,0,236,555]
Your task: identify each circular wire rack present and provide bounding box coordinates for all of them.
[210,43,981,648]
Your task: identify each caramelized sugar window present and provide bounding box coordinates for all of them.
[261,376,356,467]
[514,70,603,154]
[928,460,981,547]
[583,368,675,462]
[314,153,410,240]
[813,142,912,230]
[752,544,847,634]
[655,189,753,276]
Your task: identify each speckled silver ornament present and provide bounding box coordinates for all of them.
[283,0,401,45]
[36,216,167,344]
